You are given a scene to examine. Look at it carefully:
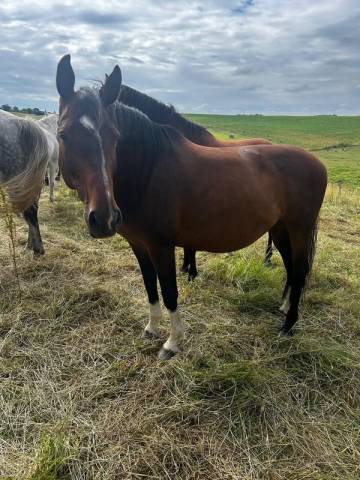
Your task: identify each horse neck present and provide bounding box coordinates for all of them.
[119,85,217,146]
[111,103,175,211]
[166,112,213,146]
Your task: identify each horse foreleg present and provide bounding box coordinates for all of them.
[150,246,184,359]
[279,286,291,314]
[131,244,162,338]
[23,202,44,256]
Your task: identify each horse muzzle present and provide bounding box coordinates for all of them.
[87,207,122,238]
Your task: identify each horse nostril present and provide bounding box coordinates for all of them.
[88,210,99,229]
[112,209,122,228]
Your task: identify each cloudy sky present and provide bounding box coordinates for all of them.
[0,0,359,114]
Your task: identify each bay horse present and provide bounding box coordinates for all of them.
[0,109,49,255]
[118,83,274,278]
[56,56,327,359]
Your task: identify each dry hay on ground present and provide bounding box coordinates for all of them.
[0,183,359,479]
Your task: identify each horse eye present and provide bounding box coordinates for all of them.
[57,131,68,142]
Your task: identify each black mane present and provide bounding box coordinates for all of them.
[78,86,183,155]
[111,100,184,154]
[109,96,186,208]
[118,85,212,143]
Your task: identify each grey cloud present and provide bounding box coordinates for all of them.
[0,0,359,114]
[77,10,129,25]
[0,5,129,26]
[128,57,144,64]
[231,0,255,15]
[284,84,312,94]
[312,13,360,47]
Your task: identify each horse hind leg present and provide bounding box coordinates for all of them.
[269,222,292,314]
[23,201,44,256]
[181,249,198,281]
[280,223,318,334]
[48,160,57,202]
[187,250,198,281]
[180,248,190,273]
[264,232,274,266]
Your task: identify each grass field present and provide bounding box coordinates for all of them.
[187,114,360,188]
[0,116,359,479]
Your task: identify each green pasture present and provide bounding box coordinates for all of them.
[187,114,360,188]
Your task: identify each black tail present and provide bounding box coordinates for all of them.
[264,232,273,265]
[306,218,319,282]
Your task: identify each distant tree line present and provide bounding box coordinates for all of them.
[0,104,51,116]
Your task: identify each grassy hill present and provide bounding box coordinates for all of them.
[0,116,359,479]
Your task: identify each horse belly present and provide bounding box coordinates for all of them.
[177,198,280,253]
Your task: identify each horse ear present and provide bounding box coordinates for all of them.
[100,65,122,107]
[56,54,75,100]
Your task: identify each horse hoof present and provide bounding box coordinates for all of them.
[188,272,198,282]
[33,248,45,257]
[264,260,274,268]
[279,326,294,337]
[158,347,177,360]
[142,329,160,340]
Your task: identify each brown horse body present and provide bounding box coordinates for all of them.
[118,85,273,278]
[56,56,327,359]
[116,140,324,253]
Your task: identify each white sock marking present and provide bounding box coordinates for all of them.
[163,309,185,353]
[280,289,291,314]
[145,301,162,335]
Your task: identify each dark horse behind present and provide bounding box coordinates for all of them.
[118,83,274,279]
[56,56,327,360]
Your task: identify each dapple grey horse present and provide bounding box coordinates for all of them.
[38,114,59,202]
[0,109,49,255]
